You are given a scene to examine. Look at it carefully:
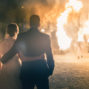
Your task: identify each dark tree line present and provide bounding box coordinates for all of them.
[0,0,26,23]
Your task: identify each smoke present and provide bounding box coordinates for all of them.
[24,0,57,6]
[22,0,87,37]
[22,0,66,32]
[24,0,48,5]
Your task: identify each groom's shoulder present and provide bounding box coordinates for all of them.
[40,32,50,39]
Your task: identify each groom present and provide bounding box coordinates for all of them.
[0,15,54,89]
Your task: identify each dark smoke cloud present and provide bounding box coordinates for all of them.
[23,0,57,8]
[25,0,48,5]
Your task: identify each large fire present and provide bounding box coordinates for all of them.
[56,0,83,50]
[78,20,89,42]
[66,0,83,12]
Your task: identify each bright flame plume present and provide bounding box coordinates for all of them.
[78,20,89,42]
[56,0,83,50]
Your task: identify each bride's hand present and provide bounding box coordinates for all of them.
[0,54,3,70]
[0,61,3,70]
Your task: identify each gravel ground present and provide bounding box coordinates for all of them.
[49,54,89,89]
[1,54,89,89]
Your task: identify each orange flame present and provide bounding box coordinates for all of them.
[56,0,83,50]
[66,0,83,12]
[78,21,89,42]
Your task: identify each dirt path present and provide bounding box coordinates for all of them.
[50,55,89,89]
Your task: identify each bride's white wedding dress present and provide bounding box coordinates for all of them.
[0,37,21,89]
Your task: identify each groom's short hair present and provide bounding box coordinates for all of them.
[30,15,40,27]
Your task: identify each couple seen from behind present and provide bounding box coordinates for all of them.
[0,15,55,89]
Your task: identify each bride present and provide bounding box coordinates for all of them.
[0,23,21,89]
